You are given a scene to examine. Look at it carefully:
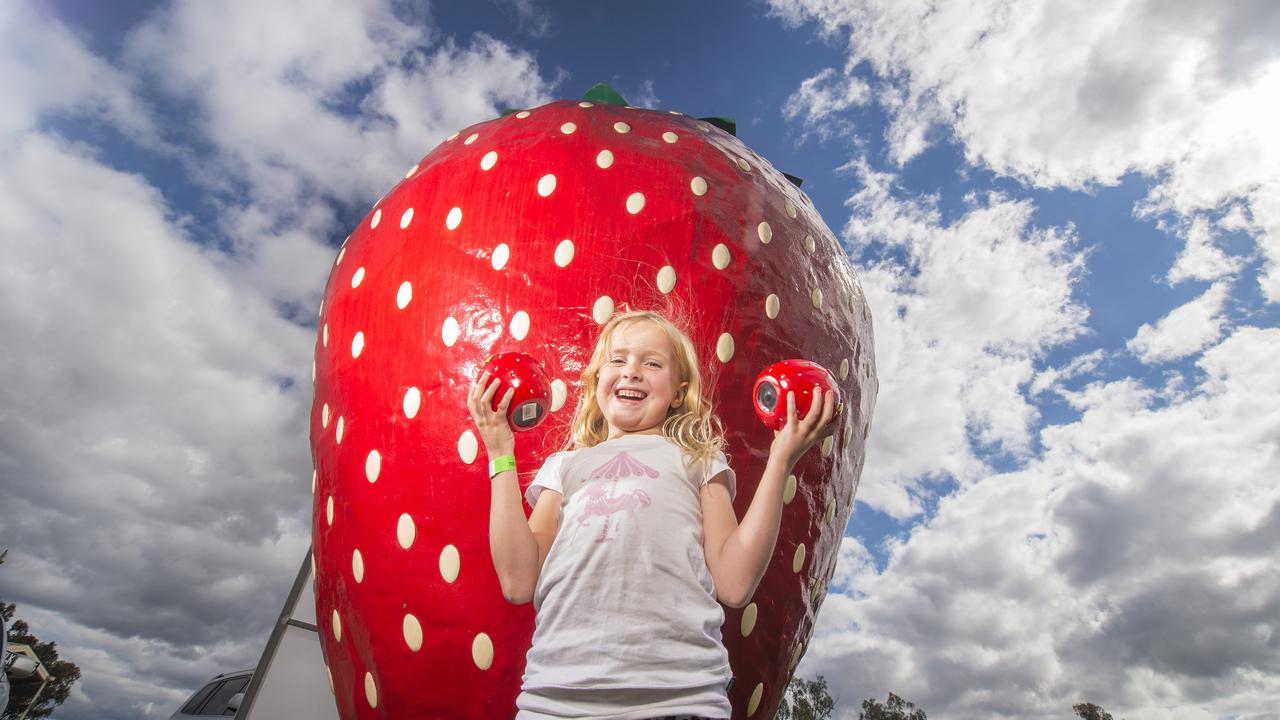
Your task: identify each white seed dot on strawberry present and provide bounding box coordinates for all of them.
[404,164,418,179]
[793,543,807,573]
[400,207,414,229]
[786,201,797,219]
[397,513,416,549]
[352,267,366,288]
[748,682,764,716]
[445,207,462,230]
[691,176,708,196]
[515,110,530,119]
[805,234,816,253]
[821,435,834,458]
[322,403,330,428]
[365,672,378,708]
[397,281,412,310]
[335,246,346,265]
[537,174,557,197]
[579,101,593,108]
[322,323,329,347]
[464,133,479,145]
[741,602,758,637]
[403,386,421,418]
[839,358,850,380]
[592,295,615,324]
[492,243,510,270]
[335,416,345,444]
[311,359,316,382]
[457,430,478,464]
[371,208,382,229]
[596,149,614,169]
[825,499,835,524]
[790,645,803,670]
[811,287,824,309]
[554,239,575,267]
[560,122,576,135]
[352,548,365,582]
[472,633,494,671]
[712,243,731,269]
[766,293,780,319]
[446,131,459,141]
[626,192,645,214]
[510,310,530,340]
[736,157,751,172]
[351,331,365,359]
[784,474,797,504]
[656,265,677,294]
[716,332,735,363]
[403,613,423,651]
[439,544,460,583]
[550,379,567,411]
[366,450,381,482]
[441,316,460,347]
[758,221,773,244]
[613,121,631,134]
[311,469,317,494]
[326,496,334,526]
[663,131,678,143]
[480,151,497,171]
[332,609,342,641]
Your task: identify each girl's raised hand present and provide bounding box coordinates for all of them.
[467,371,516,458]
[769,387,837,469]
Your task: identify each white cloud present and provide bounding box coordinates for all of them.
[803,326,1280,719]
[783,67,871,143]
[1127,281,1231,363]
[843,160,1087,517]
[769,0,1280,302]
[1167,217,1243,285]
[1,2,559,717]
[0,2,154,146]
[0,130,312,718]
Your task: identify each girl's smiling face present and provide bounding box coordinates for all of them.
[596,320,688,438]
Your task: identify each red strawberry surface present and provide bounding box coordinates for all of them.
[311,87,877,719]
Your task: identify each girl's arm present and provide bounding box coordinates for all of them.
[468,371,560,604]
[701,389,835,608]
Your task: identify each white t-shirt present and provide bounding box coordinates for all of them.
[517,433,737,720]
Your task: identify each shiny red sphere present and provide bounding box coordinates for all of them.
[752,360,840,430]
[482,352,552,432]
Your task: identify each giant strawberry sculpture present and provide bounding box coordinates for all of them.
[311,84,877,719]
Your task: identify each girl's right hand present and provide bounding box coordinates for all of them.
[467,371,516,458]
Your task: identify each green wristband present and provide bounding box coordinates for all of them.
[488,454,516,478]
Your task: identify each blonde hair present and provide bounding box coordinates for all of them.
[567,310,726,470]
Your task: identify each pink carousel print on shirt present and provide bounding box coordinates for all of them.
[578,451,657,543]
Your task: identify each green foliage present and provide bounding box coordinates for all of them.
[1073,702,1116,720]
[859,692,927,720]
[776,675,836,720]
[2,549,82,720]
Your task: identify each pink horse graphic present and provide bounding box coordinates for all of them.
[577,452,657,543]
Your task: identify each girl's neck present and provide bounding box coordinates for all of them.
[606,425,664,440]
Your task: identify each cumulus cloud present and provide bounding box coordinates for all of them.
[842,159,1087,517]
[1,2,556,718]
[1127,281,1231,363]
[803,327,1280,719]
[783,67,872,143]
[769,0,1280,302]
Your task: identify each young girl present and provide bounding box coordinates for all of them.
[468,310,834,720]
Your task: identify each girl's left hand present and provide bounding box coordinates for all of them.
[769,388,837,468]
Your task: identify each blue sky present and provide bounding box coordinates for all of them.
[2,1,1278,719]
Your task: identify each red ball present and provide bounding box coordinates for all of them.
[752,360,839,430]
[482,352,552,431]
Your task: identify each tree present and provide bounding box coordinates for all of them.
[776,675,836,720]
[859,692,927,720]
[1,549,82,719]
[1073,702,1116,720]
